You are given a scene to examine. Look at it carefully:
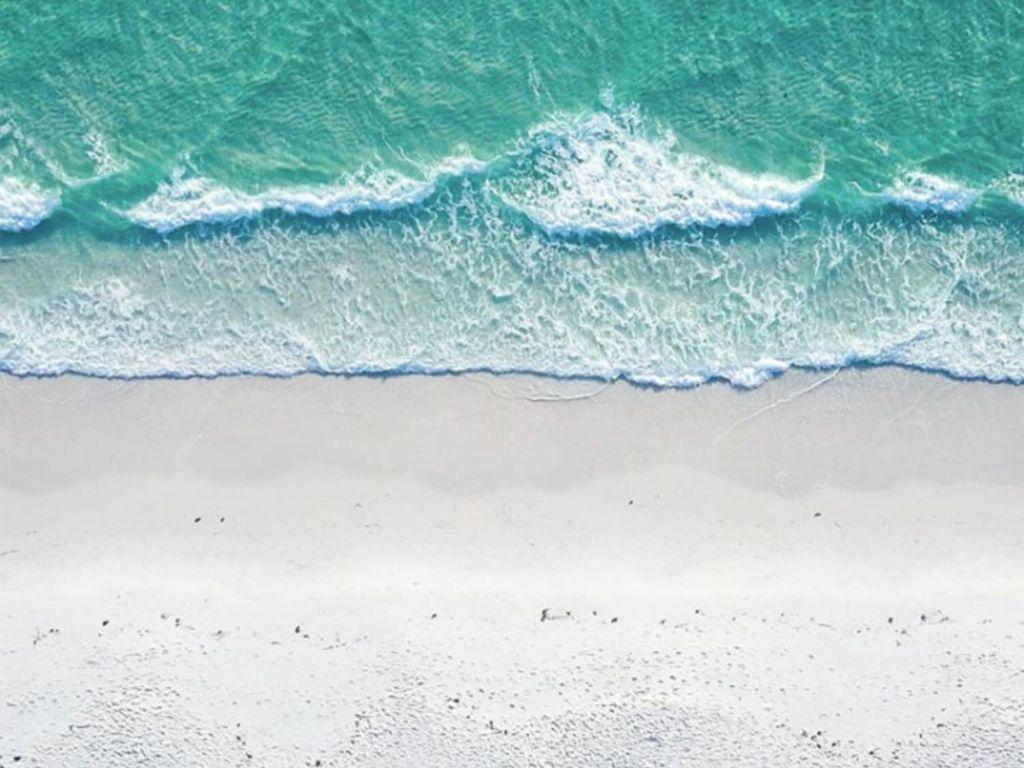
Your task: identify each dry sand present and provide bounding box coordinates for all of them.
[1,368,1023,766]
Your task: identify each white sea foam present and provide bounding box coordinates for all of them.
[0,176,59,232]
[496,108,822,237]
[995,172,1024,207]
[83,128,128,178]
[125,158,485,234]
[125,109,820,237]
[883,172,979,214]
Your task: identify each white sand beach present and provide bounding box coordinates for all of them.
[1,369,1023,766]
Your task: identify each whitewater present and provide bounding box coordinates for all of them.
[1,105,1023,388]
[2,109,1006,238]
[3,0,1024,392]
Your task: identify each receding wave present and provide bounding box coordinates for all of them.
[125,158,486,233]
[0,177,60,232]
[883,172,979,214]
[5,205,1024,389]
[494,108,822,238]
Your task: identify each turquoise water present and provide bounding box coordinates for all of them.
[1,0,1023,384]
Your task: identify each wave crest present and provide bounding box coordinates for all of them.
[995,172,1024,207]
[883,172,979,214]
[495,108,821,238]
[0,177,59,232]
[126,159,485,234]
[125,108,821,237]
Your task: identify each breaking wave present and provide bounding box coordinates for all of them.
[124,107,821,237]
[883,172,979,214]
[124,159,486,233]
[0,177,59,232]
[995,172,1024,207]
[495,108,822,237]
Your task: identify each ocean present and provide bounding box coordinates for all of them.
[1,0,1023,386]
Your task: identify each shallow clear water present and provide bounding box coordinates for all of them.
[1,0,1023,384]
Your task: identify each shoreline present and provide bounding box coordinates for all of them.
[2,367,1023,765]
[3,357,1024,392]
